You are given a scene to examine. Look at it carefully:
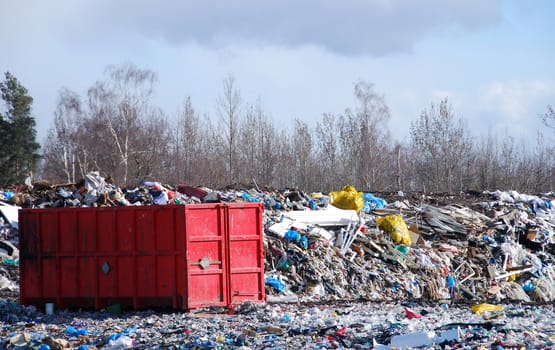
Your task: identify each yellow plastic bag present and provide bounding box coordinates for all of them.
[329,185,365,212]
[470,303,504,315]
[376,215,412,245]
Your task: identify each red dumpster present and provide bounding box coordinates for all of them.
[19,203,265,310]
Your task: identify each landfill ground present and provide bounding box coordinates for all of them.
[2,175,555,348]
[1,298,555,349]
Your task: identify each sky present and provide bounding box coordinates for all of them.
[1,0,554,145]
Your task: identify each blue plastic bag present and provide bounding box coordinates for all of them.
[284,229,300,241]
[362,193,387,212]
[241,192,262,202]
[65,326,89,336]
[265,277,286,293]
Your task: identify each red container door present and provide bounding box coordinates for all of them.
[184,204,229,309]
[226,203,265,305]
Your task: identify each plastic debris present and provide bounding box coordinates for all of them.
[471,303,505,315]
[1,180,555,348]
[376,214,412,245]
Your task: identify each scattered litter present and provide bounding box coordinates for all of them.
[1,177,555,348]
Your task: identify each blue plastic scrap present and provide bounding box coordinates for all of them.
[2,191,15,201]
[522,281,535,292]
[265,277,286,293]
[241,192,262,203]
[362,193,387,212]
[308,199,318,210]
[65,326,89,337]
[284,229,300,242]
[299,235,308,249]
[105,328,137,343]
[446,275,455,289]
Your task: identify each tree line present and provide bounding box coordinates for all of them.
[2,63,555,194]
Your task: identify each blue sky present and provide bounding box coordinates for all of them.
[1,0,554,144]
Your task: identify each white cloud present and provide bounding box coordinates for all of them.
[481,80,554,122]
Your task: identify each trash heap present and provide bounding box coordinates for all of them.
[2,175,555,348]
[1,175,555,306]
[262,187,555,305]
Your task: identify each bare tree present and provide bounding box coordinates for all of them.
[130,108,171,184]
[530,132,554,192]
[87,62,157,185]
[410,97,472,193]
[235,100,279,187]
[316,113,339,191]
[350,80,391,190]
[541,105,555,130]
[217,75,241,186]
[499,133,516,190]
[237,104,258,185]
[255,104,279,186]
[473,129,498,191]
[327,81,393,191]
[42,88,83,183]
[173,96,202,184]
[291,118,314,190]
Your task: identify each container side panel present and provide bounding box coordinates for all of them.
[21,259,40,298]
[156,255,175,296]
[59,211,76,254]
[79,256,96,297]
[97,210,115,252]
[41,213,58,254]
[116,210,135,252]
[98,257,117,297]
[41,258,57,298]
[137,256,155,296]
[77,210,96,253]
[175,254,185,306]
[136,209,154,251]
[155,208,175,250]
[60,257,78,297]
[174,208,186,308]
[20,211,40,256]
[117,256,135,296]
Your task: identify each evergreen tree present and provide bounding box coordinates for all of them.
[0,72,41,186]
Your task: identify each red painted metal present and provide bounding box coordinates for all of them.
[19,203,264,310]
[183,204,228,309]
[227,204,265,305]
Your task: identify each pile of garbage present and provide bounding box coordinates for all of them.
[2,174,555,306]
[261,187,555,305]
[2,173,555,348]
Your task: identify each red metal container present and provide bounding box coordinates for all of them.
[19,203,265,310]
